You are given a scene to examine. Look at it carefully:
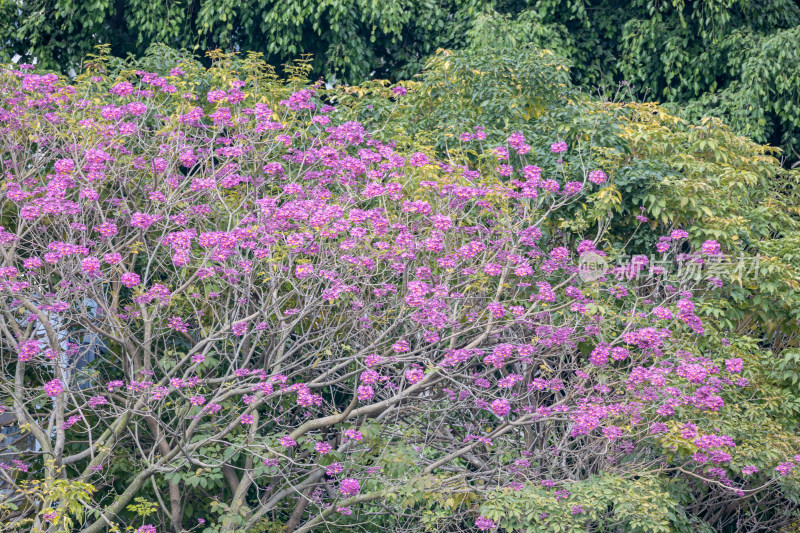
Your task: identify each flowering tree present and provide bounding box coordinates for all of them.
[0,52,798,533]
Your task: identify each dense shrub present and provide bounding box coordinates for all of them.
[0,50,799,533]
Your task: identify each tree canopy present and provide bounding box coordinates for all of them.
[1,44,800,533]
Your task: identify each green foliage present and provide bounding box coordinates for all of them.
[13,464,97,532]
[126,497,158,522]
[481,474,685,533]
[502,1,800,161]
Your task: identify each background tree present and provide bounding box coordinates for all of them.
[6,0,800,162]
[3,0,486,83]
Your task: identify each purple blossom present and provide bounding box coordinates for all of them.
[475,516,497,530]
[588,170,607,184]
[490,398,511,417]
[701,240,721,255]
[279,436,297,447]
[120,273,141,287]
[339,478,360,496]
[725,358,743,373]
[44,379,63,397]
[315,441,333,454]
